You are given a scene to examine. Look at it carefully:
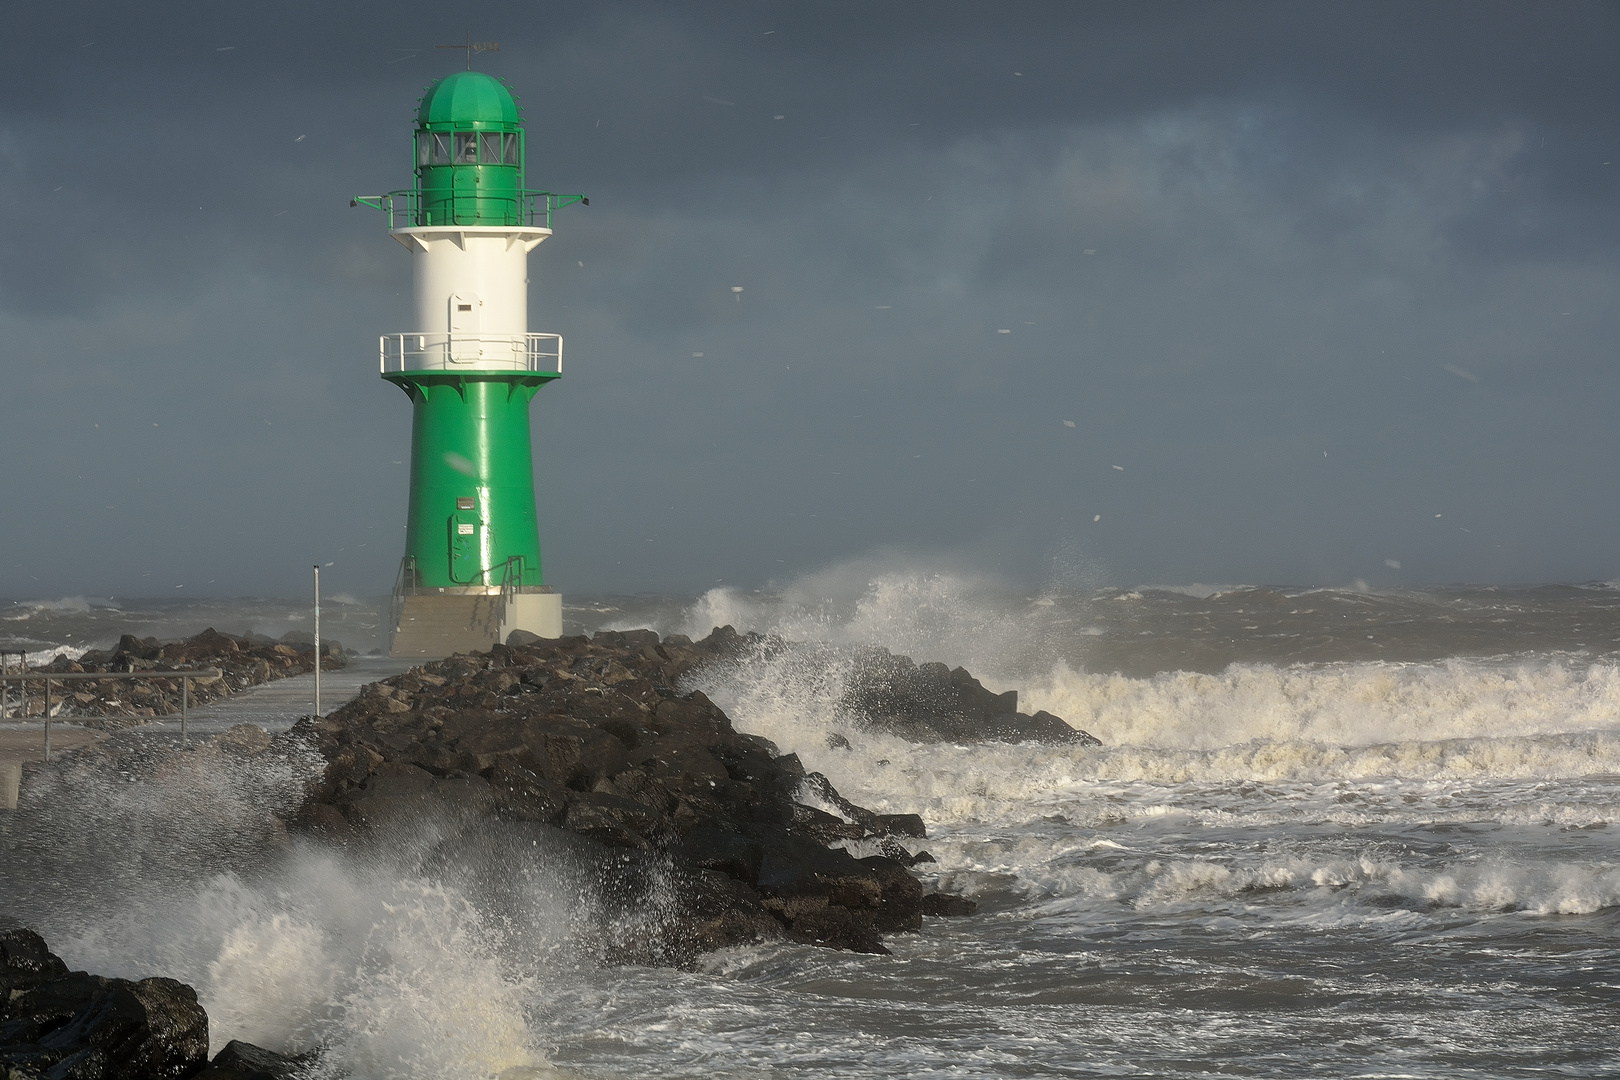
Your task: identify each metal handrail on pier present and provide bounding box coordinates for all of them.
[0,669,224,760]
[0,650,27,724]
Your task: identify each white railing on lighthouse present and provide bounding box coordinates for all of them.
[380,333,563,375]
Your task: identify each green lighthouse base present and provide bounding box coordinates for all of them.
[389,587,561,659]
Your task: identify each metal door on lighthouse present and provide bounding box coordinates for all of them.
[449,495,485,583]
[450,293,480,362]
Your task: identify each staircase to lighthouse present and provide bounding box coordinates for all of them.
[354,70,587,658]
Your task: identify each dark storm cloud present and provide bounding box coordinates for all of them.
[2,1,1617,598]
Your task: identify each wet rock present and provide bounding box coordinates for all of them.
[663,870,781,961]
[778,903,888,954]
[921,893,979,917]
[193,1039,315,1080]
[0,928,208,1080]
[485,758,569,824]
[874,813,928,838]
[0,927,69,1001]
[841,650,1101,745]
[213,725,272,756]
[861,855,926,932]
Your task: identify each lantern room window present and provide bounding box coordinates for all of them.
[418,131,518,167]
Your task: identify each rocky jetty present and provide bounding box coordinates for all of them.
[0,926,309,1080]
[837,646,1101,745]
[15,629,347,728]
[290,627,982,957]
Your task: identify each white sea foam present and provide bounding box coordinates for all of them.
[944,841,1620,919]
[2,596,98,618]
[1133,583,1241,599]
[20,644,88,666]
[1022,658,1620,749]
[693,642,1620,800]
[667,574,1620,836]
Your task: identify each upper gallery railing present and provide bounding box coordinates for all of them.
[351,190,587,229]
[380,333,562,374]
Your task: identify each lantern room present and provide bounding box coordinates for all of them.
[412,71,525,227]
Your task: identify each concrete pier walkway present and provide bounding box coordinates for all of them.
[139,655,419,736]
[0,656,419,768]
[1,656,421,806]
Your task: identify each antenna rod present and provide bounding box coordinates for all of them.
[313,564,321,716]
[435,32,498,70]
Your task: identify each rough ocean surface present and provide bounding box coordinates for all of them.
[3,575,1620,1078]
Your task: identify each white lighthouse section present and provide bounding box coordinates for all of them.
[380,225,559,373]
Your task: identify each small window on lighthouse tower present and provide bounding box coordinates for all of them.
[429,133,452,165]
[454,133,479,164]
[479,132,504,163]
[450,293,481,362]
[450,293,480,334]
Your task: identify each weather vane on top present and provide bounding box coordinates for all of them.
[436,32,499,71]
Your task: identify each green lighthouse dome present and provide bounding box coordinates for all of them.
[415,71,522,132]
[412,72,526,226]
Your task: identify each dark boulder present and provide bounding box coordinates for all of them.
[873,813,928,838]
[860,855,926,932]
[921,893,979,917]
[776,903,888,954]
[0,928,69,1001]
[0,930,207,1080]
[840,649,1101,745]
[193,1039,316,1080]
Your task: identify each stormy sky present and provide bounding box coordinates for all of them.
[2,1,1617,599]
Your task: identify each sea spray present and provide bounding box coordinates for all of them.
[1,729,604,1075]
[317,881,541,1080]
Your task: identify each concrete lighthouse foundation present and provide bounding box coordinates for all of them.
[355,70,586,658]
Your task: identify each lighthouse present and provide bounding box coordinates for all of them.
[355,70,586,657]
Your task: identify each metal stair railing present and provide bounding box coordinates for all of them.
[388,556,417,655]
[498,556,524,635]
[391,555,525,652]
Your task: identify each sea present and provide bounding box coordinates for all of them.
[3,572,1619,1078]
